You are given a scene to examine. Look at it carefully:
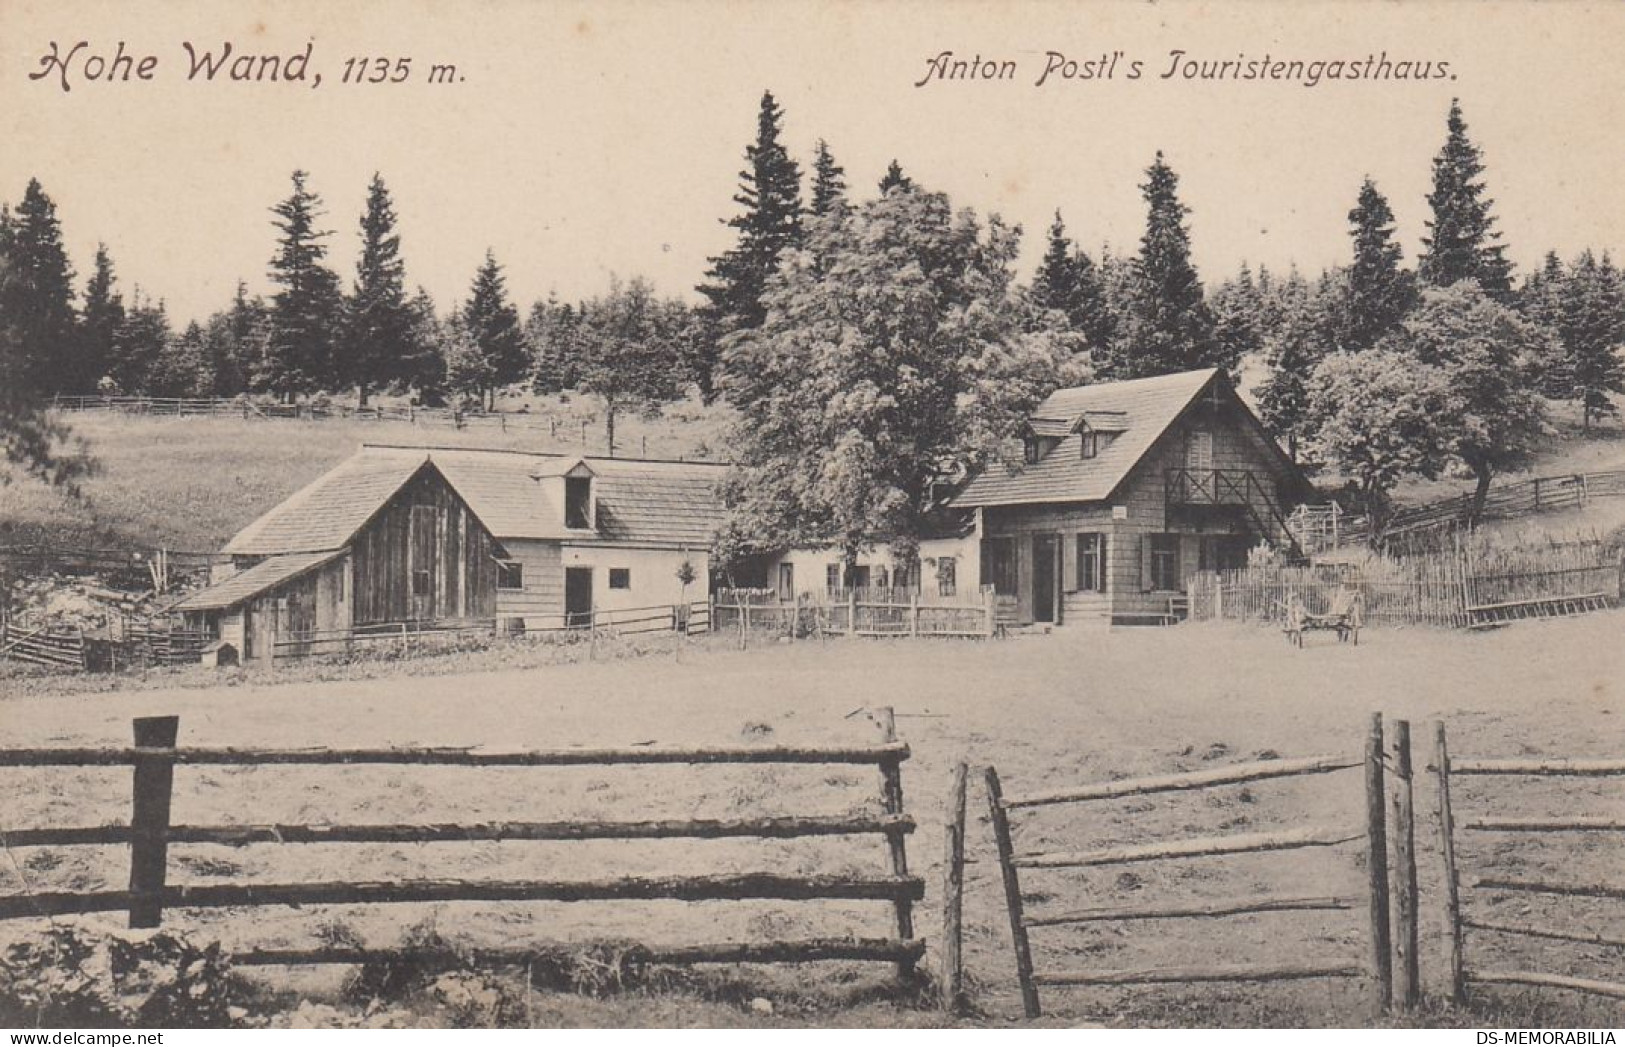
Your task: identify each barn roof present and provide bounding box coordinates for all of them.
[953,368,1235,508]
[224,454,436,556]
[172,550,344,611]
[221,445,727,555]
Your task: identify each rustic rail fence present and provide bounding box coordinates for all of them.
[46,394,691,456]
[0,712,925,977]
[979,713,1407,1018]
[1188,540,1623,629]
[1432,722,1625,1004]
[0,616,210,672]
[711,589,995,641]
[1291,469,1625,554]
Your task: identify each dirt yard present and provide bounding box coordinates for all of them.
[2,616,1621,1027]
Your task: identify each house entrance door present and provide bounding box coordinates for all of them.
[1033,535,1058,624]
[565,567,593,628]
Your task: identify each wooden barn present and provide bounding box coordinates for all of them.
[175,454,500,660]
[177,446,728,657]
[949,368,1314,626]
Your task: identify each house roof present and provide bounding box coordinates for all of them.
[222,445,727,555]
[172,550,344,612]
[952,368,1233,508]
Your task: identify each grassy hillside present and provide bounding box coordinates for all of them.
[0,396,734,553]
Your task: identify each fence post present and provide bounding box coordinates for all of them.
[941,761,968,1013]
[982,588,995,638]
[875,707,915,980]
[848,590,858,637]
[1434,721,1466,1005]
[985,765,1040,1018]
[1364,712,1393,1012]
[1391,719,1419,1011]
[909,592,919,638]
[128,715,179,928]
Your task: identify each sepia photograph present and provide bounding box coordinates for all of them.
[1,0,1622,1033]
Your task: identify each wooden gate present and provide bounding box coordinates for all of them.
[1433,722,1625,1003]
[982,714,1401,1018]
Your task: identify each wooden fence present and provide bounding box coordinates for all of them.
[1292,469,1625,553]
[47,394,678,456]
[0,617,210,672]
[711,590,995,641]
[270,604,711,661]
[977,714,1406,1018]
[0,712,924,976]
[1433,723,1625,1003]
[1188,540,1623,629]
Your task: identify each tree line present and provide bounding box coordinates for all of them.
[2,92,1622,558]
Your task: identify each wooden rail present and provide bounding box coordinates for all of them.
[983,714,1391,1019]
[1433,721,1625,1005]
[0,714,923,978]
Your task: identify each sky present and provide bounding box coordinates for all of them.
[2,0,1623,325]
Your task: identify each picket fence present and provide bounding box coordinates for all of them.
[1188,540,1623,629]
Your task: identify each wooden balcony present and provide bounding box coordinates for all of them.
[1165,468,1269,506]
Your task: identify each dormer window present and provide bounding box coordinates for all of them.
[1081,430,1099,460]
[1023,438,1041,465]
[565,476,592,529]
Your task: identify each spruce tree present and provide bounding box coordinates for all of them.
[0,180,79,394]
[1341,178,1415,351]
[109,292,171,395]
[1557,251,1625,432]
[264,170,343,399]
[1112,152,1220,377]
[1031,211,1108,351]
[80,244,125,390]
[878,160,915,195]
[1518,251,1571,396]
[1418,100,1514,300]
[697,91,804,403]
[460,250,525,409]
[810,139,848,217]
[344,173,417,406]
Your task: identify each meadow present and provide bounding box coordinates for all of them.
[1,617,1620,1027]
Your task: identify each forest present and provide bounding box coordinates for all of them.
[1,93,1621,554]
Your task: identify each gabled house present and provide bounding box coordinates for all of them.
[175,445,728,657]
[948,367,1313,626]
[395,446,726,628]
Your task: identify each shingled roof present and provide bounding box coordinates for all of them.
[222,446,726,556]
[172,550,344,611]
[224,454,435,555]
[952,368,1226,508]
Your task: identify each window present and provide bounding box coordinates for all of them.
[412,569,431,597]
[609,568,631,590]
[497,561,524,590]
[1080,430,1099,460]
[1023,438,1040,465]
[982,537,1017,596]
[1186,430,1213,471]
[1076,533,1105,592]
[893,565,911,592]
[937,557,957,598]
[826,563,842,596]
[565,476,592,529]
[1149,534,1181,592]
[873,565,889,590]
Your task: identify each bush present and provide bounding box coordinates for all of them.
[0,927,240,1028]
